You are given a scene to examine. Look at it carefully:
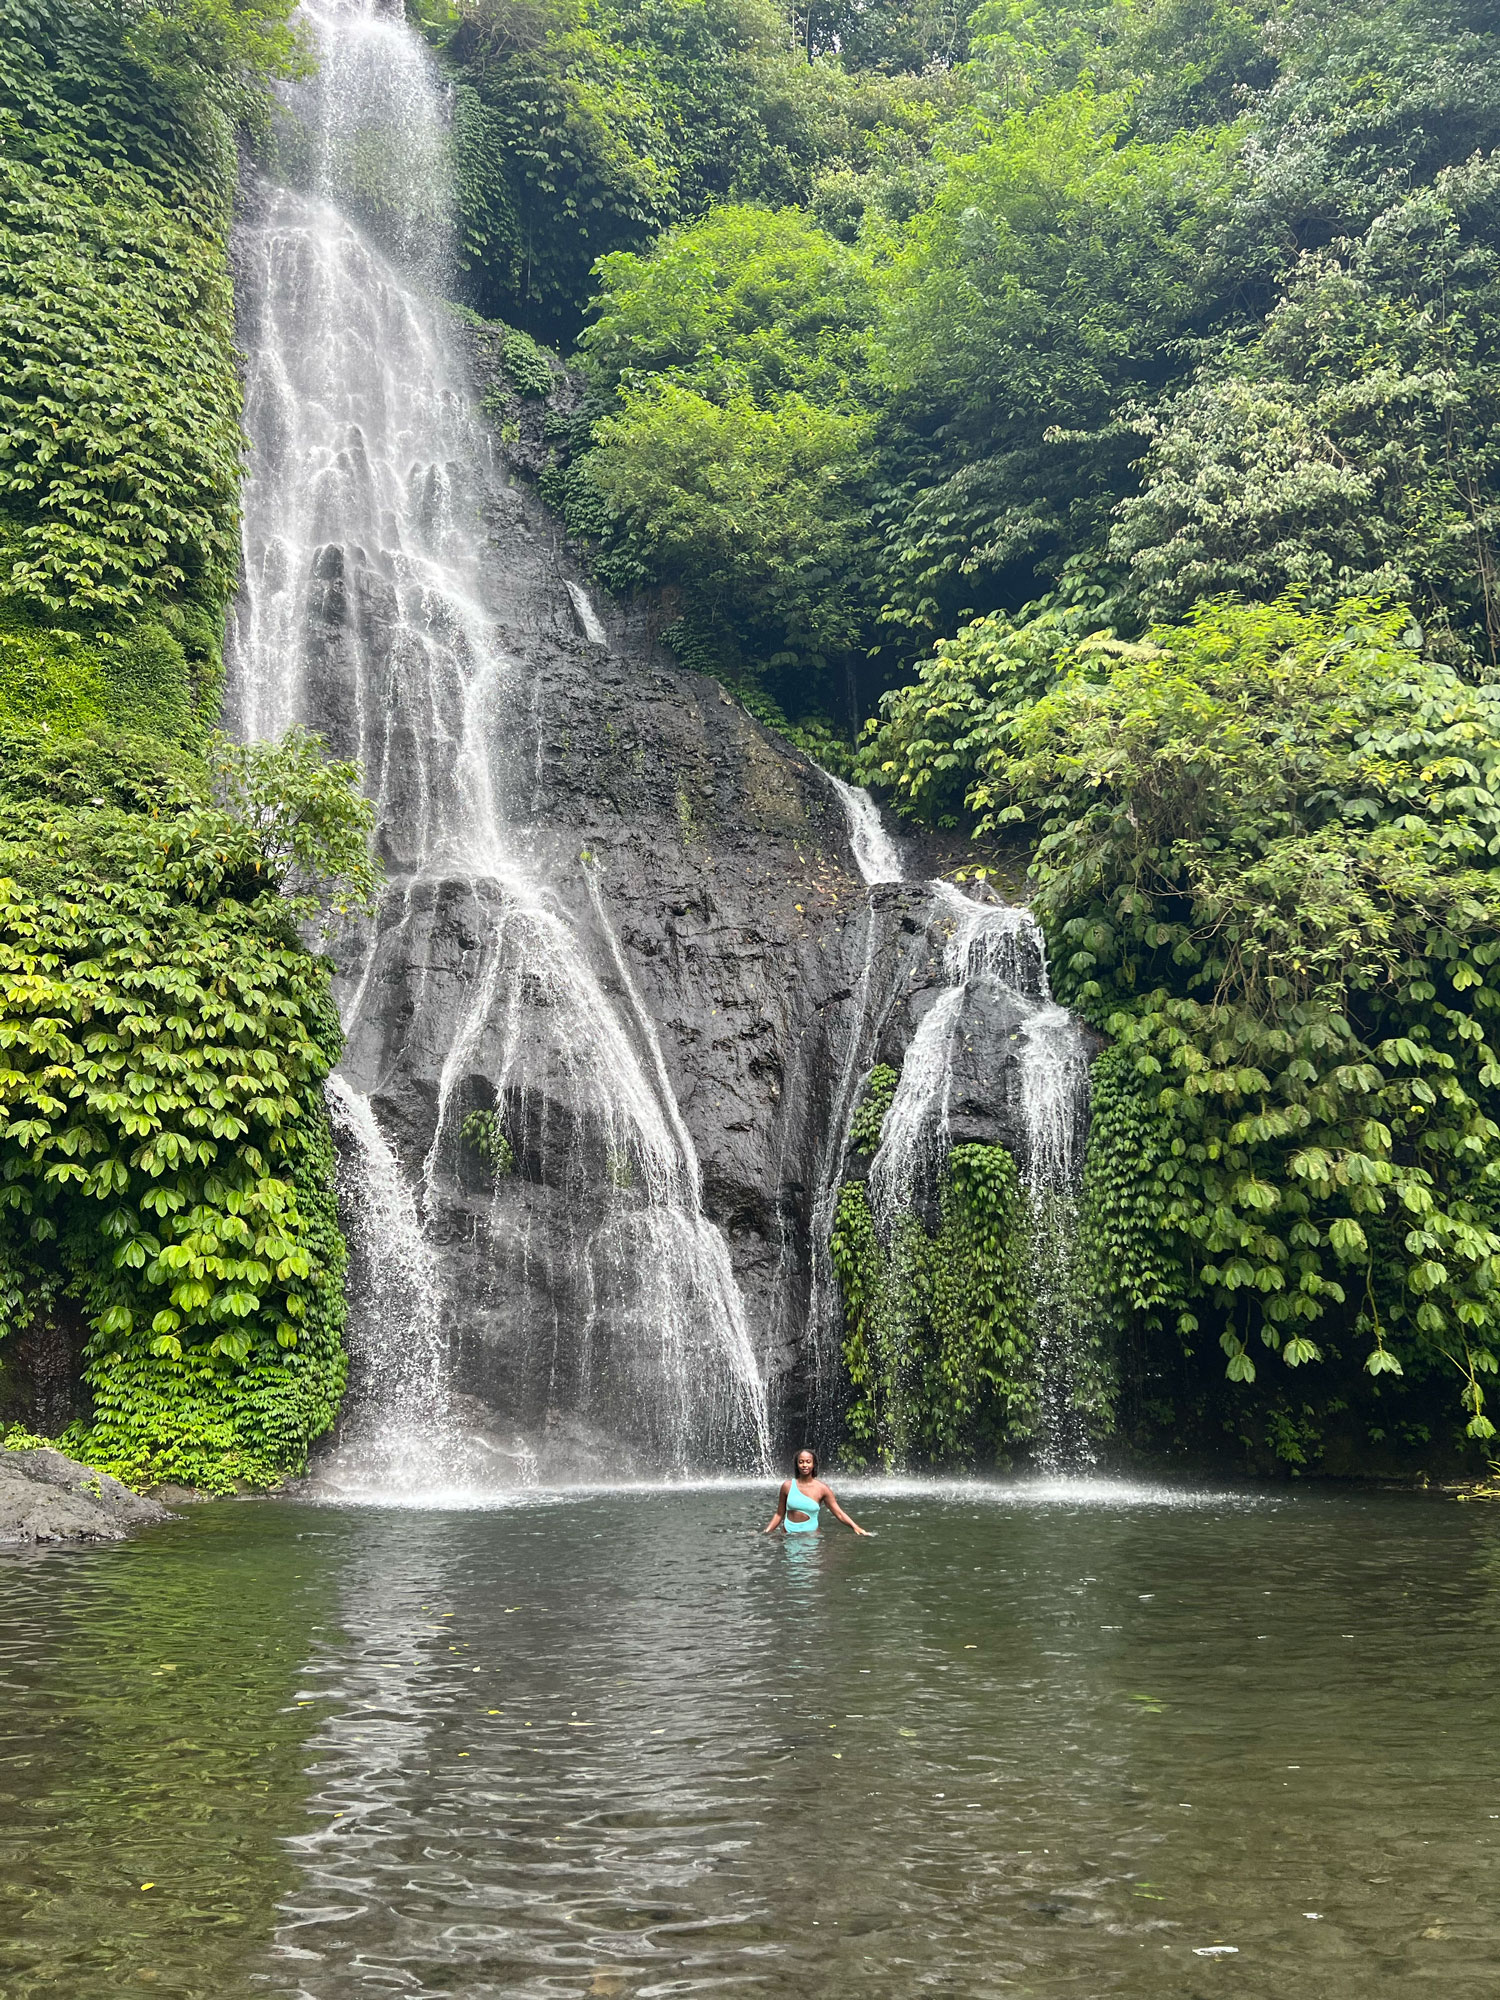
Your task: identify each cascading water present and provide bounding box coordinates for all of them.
[783,779,911,1437]
[825,773,906,887]
[324,1075,449,1480]
[229,0,769,1480]
[863,882,1102,1469]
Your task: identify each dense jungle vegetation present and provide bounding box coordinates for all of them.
[0,0,377,1488]
[4,0,1499,1482]
[449,0,1500,1469]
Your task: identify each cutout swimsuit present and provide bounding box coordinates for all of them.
[784,1479,821,1535]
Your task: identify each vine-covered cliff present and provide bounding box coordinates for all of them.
[0,0,377,1489]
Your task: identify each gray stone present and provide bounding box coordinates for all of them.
[327,554,1037,1445]
[0,1447,173,1545]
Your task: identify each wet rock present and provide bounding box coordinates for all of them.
[0,1448,173,1545]
[242,365,1027,1452]
[321,545,1034,1444]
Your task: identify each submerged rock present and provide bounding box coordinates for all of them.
[0,1448,172,1545]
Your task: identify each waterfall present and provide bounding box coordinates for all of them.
[229,0,769,1479]
[324,1075,453,1482]
[565,581,608,647]
[1016,1003,1097,1472]
[861,883,1101,1469]
[825,773,906,886]
[814,767,1105,1466]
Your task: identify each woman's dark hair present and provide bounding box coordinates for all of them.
[793,1447,818,1474]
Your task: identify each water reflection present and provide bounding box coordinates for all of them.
[3,1488,1500,1999]
[0,1509,333,1998]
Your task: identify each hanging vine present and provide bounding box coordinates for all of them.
[831,1111,1033,1467]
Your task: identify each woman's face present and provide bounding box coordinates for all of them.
[795,1452,816,1480]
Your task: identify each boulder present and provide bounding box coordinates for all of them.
[0,1447,173,1545]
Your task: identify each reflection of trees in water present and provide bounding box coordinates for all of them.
[0,1509,330,1998]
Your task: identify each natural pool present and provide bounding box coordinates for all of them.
[2,1481,1498,1999]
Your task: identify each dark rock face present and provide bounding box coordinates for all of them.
[0,1448,173,1545]
[325,507,1047,1450]
[229,149,1043,1463]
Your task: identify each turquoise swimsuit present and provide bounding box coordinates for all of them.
[784,1479,821,1534]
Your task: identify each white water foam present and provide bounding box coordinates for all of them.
[296,1472,1266,1512]
[565,580,608,646]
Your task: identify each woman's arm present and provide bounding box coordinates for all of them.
[820,1484,870,1535]
[763,1480,790,1533]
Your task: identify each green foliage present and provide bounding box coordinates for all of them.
[1078,1044,1189,1331]
[1,1422,59,1452]
[926,1142,1037,1457]
[448,0,677,342]
[77,1105,348,1492]
[562,204,879,701]
[871,90,1242,639]
[0,0,371,1492]
[461,1107,516,1182]
[575,379,873,668]
[0,156,242,617]
[500,326,557,399]
[806,0,971,71]
[581,201,878,407]
[849,1063,899,1152]
[0,0,304,621]
[1114,154,1500,668]
[713,674,855,774]
[857,600,1095,826]
[953,596,1500,1442]
[443,0,937,339]
[831,1178,903,1463]
[538,0,1500,744]
[1241,0,1500,239]
[0,728,376,1488]
[208,728,384,938]
[0,609,198,742]
[832,1143,1033,1465]
[109,0,311,140]
[0,617,113,738]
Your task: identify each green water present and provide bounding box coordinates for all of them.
[2,1479,1498,1998]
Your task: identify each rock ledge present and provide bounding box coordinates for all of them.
[0,1447,173,1545]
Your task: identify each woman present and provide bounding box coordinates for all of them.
[764,1449,869,1536]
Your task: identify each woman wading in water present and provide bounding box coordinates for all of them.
[764,1450,869,1536]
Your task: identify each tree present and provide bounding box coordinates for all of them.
[1113,155,1500,669]
[562,204,879,702]
[870,91,1241,639]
